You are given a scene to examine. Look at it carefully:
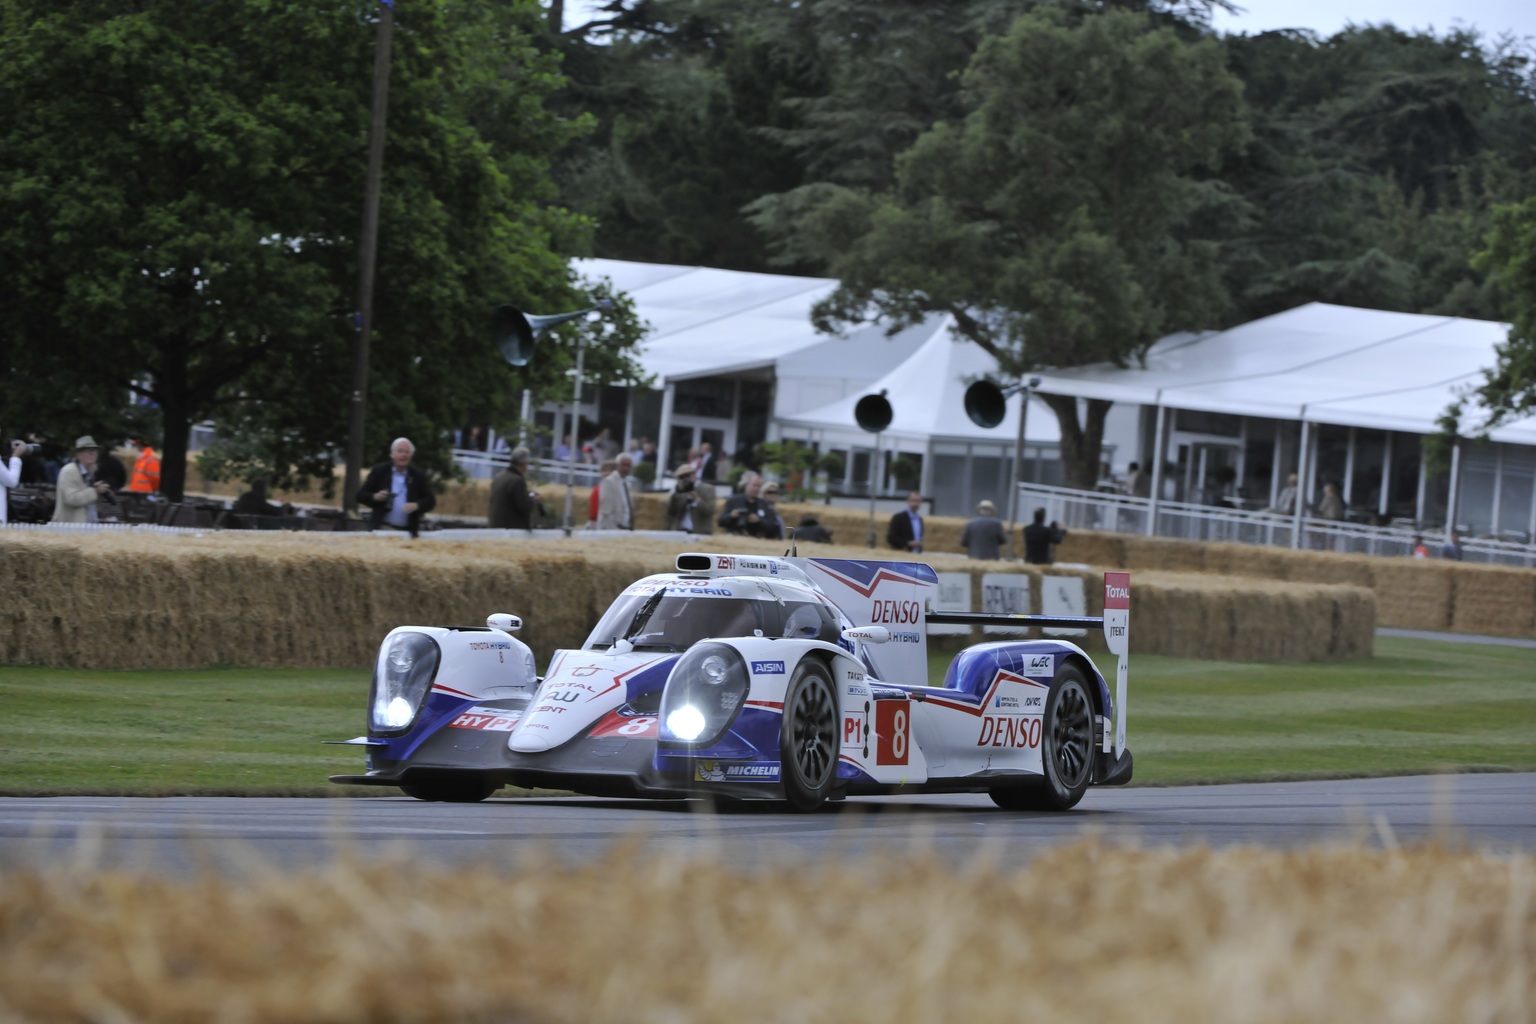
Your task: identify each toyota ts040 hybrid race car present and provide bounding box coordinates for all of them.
[329,554,1133,811]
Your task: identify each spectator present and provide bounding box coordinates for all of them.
[1,435,25,525]
[233,478,287,518]
[666,462,715,535]
[718,472,776,538]
[697,441,717,482]
[793,513,834,544]
[626,436,647,465]
[357,437,436,538]
[758,481,785,540]
[51,435,112,524]
[596,454,636,530]
[554,433,573,462]
[960,499,1008,560]
[489,446,543,530]
[1440,529,1464,561]
[127,439,160,494]
[887,491,925,553]
[1317,482,1345,521]
[1411,534,1430,559]
[1022,507,1067,565]
[1123,461,1149,498]
[588,458,617,526]
[640,439,658,466]
[1271,472,1299,515]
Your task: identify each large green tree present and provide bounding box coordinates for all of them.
[749,7,1250,487]
[1468,197,1536,429]
[0,0,643,501]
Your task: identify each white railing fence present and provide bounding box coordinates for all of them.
[1015,482,1536,569]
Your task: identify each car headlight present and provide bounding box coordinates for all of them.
[659,643,749,747]
[370,632,441,734]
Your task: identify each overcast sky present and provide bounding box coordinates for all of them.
[562,1,1536,45]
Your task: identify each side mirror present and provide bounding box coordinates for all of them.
[487,613,523,634]
[841,626,891,644]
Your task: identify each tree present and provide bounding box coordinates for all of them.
[749,8,1249,487]
[0,0,645,500]
[1468,196,1536,428]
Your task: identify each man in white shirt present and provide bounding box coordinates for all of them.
[357,437,436,537]
[0,437,27,524]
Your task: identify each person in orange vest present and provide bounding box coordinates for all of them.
[127,440,161,493]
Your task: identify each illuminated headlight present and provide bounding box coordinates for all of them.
[659,643,749,746]
[666,706,708,741]
[369,632,441,734]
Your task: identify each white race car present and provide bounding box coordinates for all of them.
[330,553,1133,811]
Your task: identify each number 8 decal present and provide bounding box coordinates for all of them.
[875,700,910,766]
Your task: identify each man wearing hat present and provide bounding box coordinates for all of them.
[51,435,113,524]
[959,498,1008,560]
[666,461,716,534]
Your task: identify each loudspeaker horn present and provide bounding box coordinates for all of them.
[963,380,1008,429]
[493,300,613,367]
[854,390,893,433]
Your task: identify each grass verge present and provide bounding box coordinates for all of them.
[1,636,1532,795]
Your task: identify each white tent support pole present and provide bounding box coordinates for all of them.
[561,333,587,537]
[1490,444,1504,535]
[1145,396,1166,536]
[1416,443,1428,525]
[1379,431,1393,519]
[1446,439,1463,535]
[1006,387,1029,558]
[866,431,882,548]
[1291,414,1310,549]
[622,393,635,455]
[518,388,532,447]
[1343,427,1357,504]
[656,382,676,476]
[1305,423,1320,508]
[1270,420,1283,508]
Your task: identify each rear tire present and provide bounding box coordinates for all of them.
[400,775,500,803]
[988,662,1094,811]
[780,661,839,812]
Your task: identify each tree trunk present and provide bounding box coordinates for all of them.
[1040,393,1112,491]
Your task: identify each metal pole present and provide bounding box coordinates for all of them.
[1006,386,1028,558]
[562,334,585,536]
[1291,415,1310,549]
[866,431,881,548]
[1145,397,1166,536]
[1444,438,1462,536]
[343,0,394,518]
[518,388,532,447]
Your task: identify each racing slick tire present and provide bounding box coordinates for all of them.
[400,775,500,803]
[989,663,1095,812]
[780,661,839,813]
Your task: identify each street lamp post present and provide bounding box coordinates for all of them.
[343,0,395,518]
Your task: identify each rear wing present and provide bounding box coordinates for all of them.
[927,572,1131,757]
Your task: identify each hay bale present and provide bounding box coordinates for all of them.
[1448,564,1536,636]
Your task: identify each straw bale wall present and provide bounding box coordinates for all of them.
[1050,531,1535,638]
[0,530,1371,670]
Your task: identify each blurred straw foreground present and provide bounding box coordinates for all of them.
[1,837,1530,1023]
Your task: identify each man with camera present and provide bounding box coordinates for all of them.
[357,437,436,538]
[666,462,716,534]
[1,435,29,525]
[51,436,114,524]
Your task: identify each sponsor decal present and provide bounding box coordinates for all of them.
[447,708,522,732]
[530,704,567,715]
[589,713,659,739]
[695,760,781,782]
[846,685,869,697]
[842,669,866,684]
[875,700,910,765]
[1025,695,1043,708]
[870,599,922,625]
[843,628,885,642]
[978,715,1042,749]
[1028,654,1053,672]
[717,556,735,570]
[751,660,786,675]
[1104,573,1131,610]
[996,695,1021,709]
[890,630,922,644]
[467,640,514,651]
[844,716,864,745]
[1110,625,1126,637]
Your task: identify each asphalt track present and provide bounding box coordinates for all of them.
[1,773,1532,876]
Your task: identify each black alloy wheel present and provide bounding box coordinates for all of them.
[780,661,839,812]
[989,662,1095,811]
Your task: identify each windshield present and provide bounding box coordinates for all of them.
[584,591,771,651]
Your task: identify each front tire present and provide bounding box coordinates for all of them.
[780,661,839,812]
[400,775,500,803]
[989,663,1095,811]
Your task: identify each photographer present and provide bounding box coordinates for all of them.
[1,435,27,525]
[51,436,114,524]
[717,472,777,538]
[666,462,716,535]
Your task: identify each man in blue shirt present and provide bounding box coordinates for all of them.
[887,491,925,553]
[358,437,436,537]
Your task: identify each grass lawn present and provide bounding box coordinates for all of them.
[1,636,1533,795]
